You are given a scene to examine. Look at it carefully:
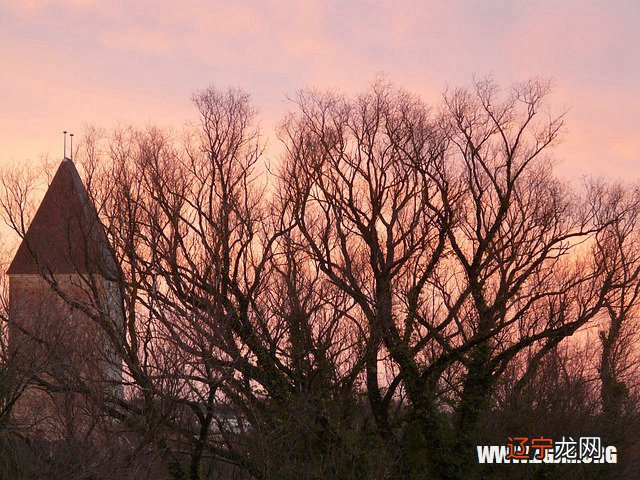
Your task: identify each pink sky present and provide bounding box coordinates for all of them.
[1,0,638,179]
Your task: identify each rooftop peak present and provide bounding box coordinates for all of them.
[7,159,115,276]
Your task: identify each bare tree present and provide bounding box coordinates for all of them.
[278,78,622,478]
[590,181,640,440]
[62,87,378,479]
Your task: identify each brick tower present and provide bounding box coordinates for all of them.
[7,157,123,439]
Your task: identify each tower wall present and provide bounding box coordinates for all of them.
[9,273,123,440]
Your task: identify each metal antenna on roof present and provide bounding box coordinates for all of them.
[63,131,68,158]
[70,133,74,161]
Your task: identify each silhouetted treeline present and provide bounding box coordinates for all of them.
[1,78,639,479]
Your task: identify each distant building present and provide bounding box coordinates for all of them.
[7,157,123,439]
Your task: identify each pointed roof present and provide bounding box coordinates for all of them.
[7,158,116,276]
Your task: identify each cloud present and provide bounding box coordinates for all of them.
[0,0,638,178]
[98,29,170,55]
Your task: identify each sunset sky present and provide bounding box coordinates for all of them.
[1,0,638,179]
